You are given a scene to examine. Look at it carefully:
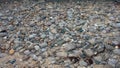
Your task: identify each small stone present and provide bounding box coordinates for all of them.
[29,34,37,38]
[113,49,120,55]
[51,28,57,34]
[30,54,38,61]
[94,56,102,62]
[88,38,95,44]
[62,43,76,51]
[93,64,112,68]
[56,51,67,57]
[34,45,40,50]
[40,42,48,48]
[24,50,31,55]
[114,23,120,28]
[9,49,15,55]
[79,60,88,66]
[108,58,118,67]
[84,49,94,56]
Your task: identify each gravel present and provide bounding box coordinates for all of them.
[0,0,120,67]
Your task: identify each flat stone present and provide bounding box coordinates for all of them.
[113,49,120,55]
[24,50,31,55]
[62,43,76,51]
[84,49,94,56]
[93,64,112,68]
[34,45,40,50]
[79,60,88,66]
[108,58,118,67]
[40,42,48,48]
[56,51,67,57]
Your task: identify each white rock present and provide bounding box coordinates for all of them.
[34,45,40,50]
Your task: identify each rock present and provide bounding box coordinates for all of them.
[0,53,6,58]
[108,58,118,67]
[0,13,3,16]
[84,49,94,56]
[113,23,120,28]
[113,49,120,55]
[24,50,31,55]
[29,34,37,38]
[40,42,48,48]
[79,60,88,66]
[62,43,76,51]
[94,56,102,62]
[9,49,15,55]
[93,64,112,68]
[34,45,40,51]
[56,51,67,57]
[30,54,38,61]
[88,38,95,44]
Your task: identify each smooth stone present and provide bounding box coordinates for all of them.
[0,33,7,37]
[24,50,31,55]
[7,25,15,31]
[84,49,94,56]
[105,45,114,50]
[34,45,40,51]
[56,51,67,57]
[0,13,3,16]
[40,42,48,48]
[0,53,7,58]
[62,43,77,51]
[30,54,38,60]
[41,34,46,38]
[79,60,88,66]
[114,23,120,28]
[29,34,37,38]
[94,56,102,62]
[113,49,120,55]
[108,58,118,67]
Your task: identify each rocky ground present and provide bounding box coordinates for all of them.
[0,0,120,68]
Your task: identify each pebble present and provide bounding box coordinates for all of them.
[108,58,118,67]
[29,34,37,38]
[24,50,31,55]
[93,64,112,68]
[84,49,94,56]
[113,49,120,55]
[79,60,88,66]
[34,45,40,51]
[40,42,48,48]
[113,23,120,28]
[56,51,67,57]
[9,49,15,55]
[62,43,77,51]
[30,54,38,61]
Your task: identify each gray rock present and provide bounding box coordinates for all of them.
[29,34,37,38]
[113,49,120,55]
[24,50,31,55]
[62,43,76,51]
[108,58,118,67]
[0,33,7,37]
[30,54,38,60]
[94,56,102,62]
[84,49,94,56]
[56,51,67,57]
[113,23,120,28]
[40,42,48,48]
[79,60,88,66]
